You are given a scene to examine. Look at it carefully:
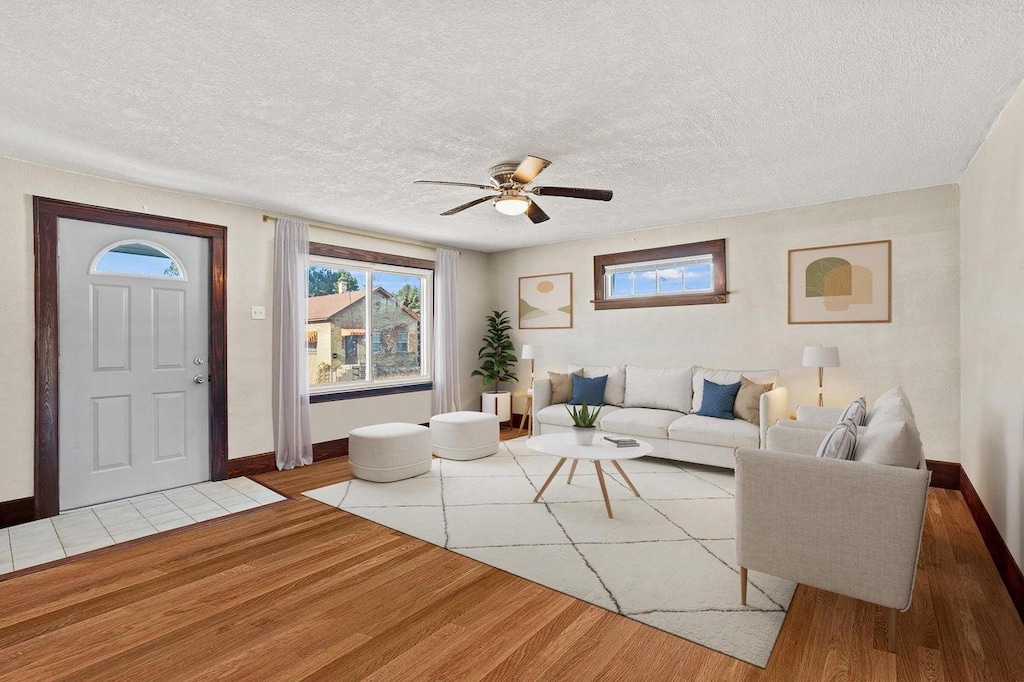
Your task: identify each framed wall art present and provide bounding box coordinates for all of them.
[788,240,891,324]
[519,272,572,329]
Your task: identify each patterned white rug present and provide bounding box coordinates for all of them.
[304,438,796,667]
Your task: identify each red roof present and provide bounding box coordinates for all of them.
[307,287,421,323]
[307,291,366,322]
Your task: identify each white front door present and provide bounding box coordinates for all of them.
[58,219,211,510]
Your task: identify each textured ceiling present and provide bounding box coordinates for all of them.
[1,2,1023,252]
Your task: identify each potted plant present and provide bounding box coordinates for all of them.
[472,310,518,421]
[566,402,602,445]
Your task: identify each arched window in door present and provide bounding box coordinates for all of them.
[90,240,187,279]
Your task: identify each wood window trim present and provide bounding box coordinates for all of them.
[307,242,434,403]
[309,242,435,271]
[592,238,727,310]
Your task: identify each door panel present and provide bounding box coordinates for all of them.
[92,284,131,371]
[153,392,187,462]
[153,288,186,369]
[92,395,132,471]
[59,219,210,510]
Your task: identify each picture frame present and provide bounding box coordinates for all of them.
[519,272,573,329]
[788,240,891,324]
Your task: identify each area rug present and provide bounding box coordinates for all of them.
[303,439,796,667]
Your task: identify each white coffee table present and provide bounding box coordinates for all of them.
[526,432,653,518]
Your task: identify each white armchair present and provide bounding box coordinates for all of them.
[735,389,931,652]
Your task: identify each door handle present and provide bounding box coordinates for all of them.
[193,375,206,385]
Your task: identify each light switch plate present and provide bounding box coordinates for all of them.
[251,305,266,320]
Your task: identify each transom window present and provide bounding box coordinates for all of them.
[306,242,433,399]
[593,239,727,310]
[91,240,185,279]
[605,255,714,298]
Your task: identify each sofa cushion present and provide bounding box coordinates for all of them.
[867,386,914,424]
[694,379,742,420]
[816,418,858,460]
[668,414,760,449]
[537,404,622,429]
[569,374,607,406]
[548,369,583,404]
[692,367,778,412]
[838,397,867,426]
[854,418,923,468]
[623,365,693,413]
[569,364,626,406]
[599,408,682,440]
[734,377,771,425]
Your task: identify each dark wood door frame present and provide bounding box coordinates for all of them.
[33,197,228,519]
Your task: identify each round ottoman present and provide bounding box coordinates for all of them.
[430,411,500,460]
[348,423,432,482]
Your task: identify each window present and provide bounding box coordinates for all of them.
[91,240,185,279]
[306,242,433,399]
[593,239,727,310]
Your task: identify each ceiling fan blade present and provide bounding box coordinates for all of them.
[511,155,551,185]
[525,199,550,224]
[440,195,493,216]
[532,186,613,201]
[415,180,497,190]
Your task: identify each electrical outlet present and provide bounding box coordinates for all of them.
[251,305,266,320]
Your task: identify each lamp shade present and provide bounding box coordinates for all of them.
[802,345,840,368]
[494,195,531,215]
[520,344,543,360]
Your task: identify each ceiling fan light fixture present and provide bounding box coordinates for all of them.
[494,194,531,216]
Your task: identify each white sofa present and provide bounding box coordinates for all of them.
[734,386,931,651]
[531,364,789,469]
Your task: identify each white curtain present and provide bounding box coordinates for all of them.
[272,218,313,470]
[432,248,462,415]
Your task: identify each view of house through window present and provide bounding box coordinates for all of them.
[306,258,429,391]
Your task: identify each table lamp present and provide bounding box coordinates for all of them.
[520,344,543,391]
[802,345,840,407]
[518,345,544,436]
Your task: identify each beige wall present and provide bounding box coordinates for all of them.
[960,79,1024,568]
[493,185,961,462]
[0,157,489,502]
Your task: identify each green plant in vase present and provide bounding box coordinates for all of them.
[566,402,602,445]
[471,310,518,419]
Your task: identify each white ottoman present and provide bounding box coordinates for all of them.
[348,423,432,482]
[430,411,500,460]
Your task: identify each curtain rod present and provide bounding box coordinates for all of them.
[262,214,459,253]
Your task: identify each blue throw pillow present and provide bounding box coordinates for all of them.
[695,379,742,419]
[569,374,607,406]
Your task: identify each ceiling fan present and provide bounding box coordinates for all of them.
[414,155,613,224]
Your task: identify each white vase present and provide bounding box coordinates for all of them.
[573,426,596,446]
[481,391,512,421]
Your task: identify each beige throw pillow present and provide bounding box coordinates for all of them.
[548,370,583,404]
[734,377,771,424]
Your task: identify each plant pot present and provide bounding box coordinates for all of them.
[482,391,512,422]
[572,426,596,446]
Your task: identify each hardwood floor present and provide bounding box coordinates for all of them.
[0,455,1021,680]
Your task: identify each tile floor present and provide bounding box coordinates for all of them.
[0,478,286,574]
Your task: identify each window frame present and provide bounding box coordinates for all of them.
[307,242,434,403]
[89,239,188,280]
[592,238,727,310]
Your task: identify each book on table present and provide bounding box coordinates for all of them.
[603,435,639,447]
